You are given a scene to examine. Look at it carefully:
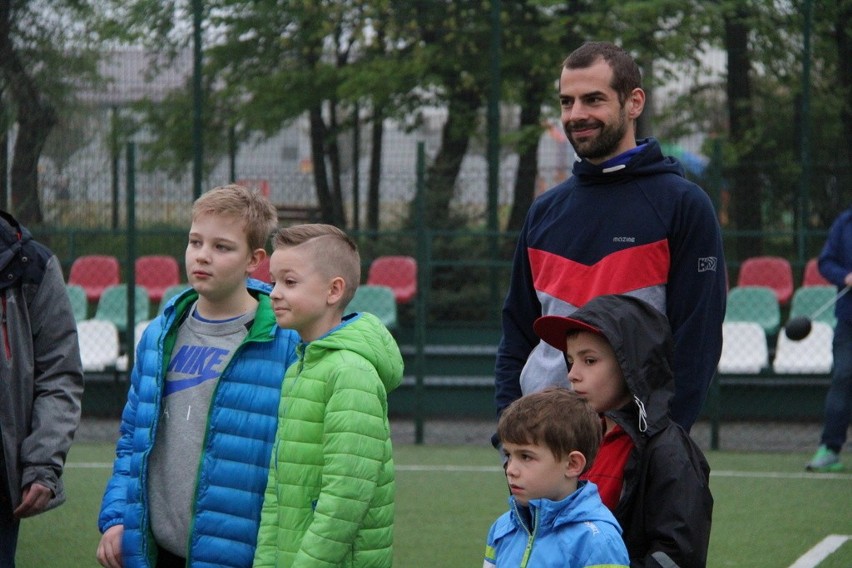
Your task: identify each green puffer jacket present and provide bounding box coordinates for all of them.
[254,312,403,568]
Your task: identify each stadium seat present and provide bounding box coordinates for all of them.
[158,284,191,314]
[135,255,180,302]
[251,256,272,283]
[94,284,151,333]
[65,284,89,322]
[724,286,781,336]
[347,285,398,331]
[736,256,794,305]
[788,286,837,328]
[773,321,833,374]
[68,254,121,302]
[366,255,417,304]
[802,257,830,287]
[718,322,769,374]
[77,319,120,372]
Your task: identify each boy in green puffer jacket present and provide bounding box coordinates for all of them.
[255,224,403,567]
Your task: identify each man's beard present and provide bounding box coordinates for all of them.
[565,106,629,162]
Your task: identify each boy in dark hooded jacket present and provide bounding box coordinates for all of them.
[534,294,712,568]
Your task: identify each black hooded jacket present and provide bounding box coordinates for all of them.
[565,295,713,568]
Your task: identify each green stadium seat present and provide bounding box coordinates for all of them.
[158,284,191,314]
[94,284,151,333]
[347,285,398,331]
[788,285,837,328]
[65,284,88,322]
[724,286,781,336]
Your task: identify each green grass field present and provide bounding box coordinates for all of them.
[17,443,852,567]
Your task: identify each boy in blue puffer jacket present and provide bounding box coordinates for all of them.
[484,387,629,568]
[97,185,300,568]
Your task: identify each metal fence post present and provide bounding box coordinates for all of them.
[126,142,137,374]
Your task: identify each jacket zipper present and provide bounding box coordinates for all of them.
[1,296,10,360]
[511,501,538,568]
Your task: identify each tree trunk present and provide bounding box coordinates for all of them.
[326,100,346,227]
[309,105,334,223]
[414,88,482,229]
[507,79,545,233]
[0,4,55,225]
[724,7,763,261]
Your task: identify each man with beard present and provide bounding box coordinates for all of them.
[494,41,726,433]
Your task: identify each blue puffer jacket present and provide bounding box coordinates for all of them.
[97,280,300,568]
[484,481,629,567]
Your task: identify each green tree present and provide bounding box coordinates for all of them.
[0,0,100,225]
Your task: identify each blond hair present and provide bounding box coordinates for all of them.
[272,224,361,308]
[192,184,277,252]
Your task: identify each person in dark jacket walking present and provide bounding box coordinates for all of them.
[0,210,84,567]
[805,206,852,472]
[535,294,713,568]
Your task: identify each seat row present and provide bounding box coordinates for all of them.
[725,284,838,336]
[718,320,833,375]
[735,255,829,306]
[68,254,182,303]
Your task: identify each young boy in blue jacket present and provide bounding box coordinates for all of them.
[96,185,300,568]
[484,387,629,568]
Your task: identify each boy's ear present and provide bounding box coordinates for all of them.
[564,450,587,478]
[327,276,346,306]
[247,248,267,273]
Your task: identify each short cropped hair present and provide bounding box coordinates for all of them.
[497,387,601,472]
[272,223,361,308]
[563,41,642,106]
[192,184,277,252]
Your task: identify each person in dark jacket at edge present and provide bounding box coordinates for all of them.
[535,294,713,568]
[0,210,84,567]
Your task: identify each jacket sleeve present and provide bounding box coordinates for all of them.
[635,434,713,568]
[294,364,389,566]
[97,332,146,533]
[665,188,726,429]
[19,255,84,504]
[494,217,541,417]
[818,211,851,286]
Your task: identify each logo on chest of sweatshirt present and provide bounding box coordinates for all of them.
[698,257,718,272]
[612,236,635,243]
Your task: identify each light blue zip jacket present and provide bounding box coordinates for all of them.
[484,481,629,568]
[97,280,300,568]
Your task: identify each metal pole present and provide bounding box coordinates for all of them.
[126,142,137,374]
[487,0,501,320]
[797,0,812,262]
[414,142,427,444]
[192,0,204,200]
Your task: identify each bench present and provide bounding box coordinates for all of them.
[275,204,322,225]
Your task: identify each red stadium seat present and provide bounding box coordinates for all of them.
[68,255,120,302]
[366,255,417,304]
[736,256,794,306]
[135,255,180,302]
[802,257,830,287]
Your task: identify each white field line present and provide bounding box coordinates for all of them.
[788,535,850,568]
[67,463,852,480]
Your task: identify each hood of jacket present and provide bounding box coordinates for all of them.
[562,294,675,437]
[571,137,685,186]
[302,312,403,395]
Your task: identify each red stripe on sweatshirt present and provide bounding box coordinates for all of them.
[529,240,670,307]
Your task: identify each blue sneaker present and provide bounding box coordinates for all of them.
[805,445,843,472]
